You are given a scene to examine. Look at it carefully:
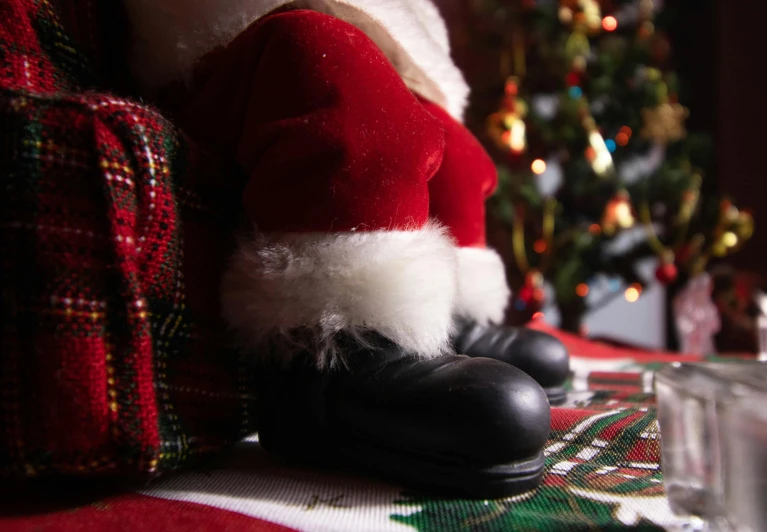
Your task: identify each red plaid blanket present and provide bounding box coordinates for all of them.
[1,0,256,478]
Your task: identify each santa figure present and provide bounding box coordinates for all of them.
[120,0,570,497]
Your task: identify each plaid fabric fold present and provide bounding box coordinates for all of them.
[1,0,257,478]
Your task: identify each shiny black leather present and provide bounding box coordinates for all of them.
[255,334,551,498]
[454,323,570,405]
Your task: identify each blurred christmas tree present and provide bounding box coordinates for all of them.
[472,0,753,333]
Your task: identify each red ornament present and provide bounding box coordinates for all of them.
[518,269,546,312]
[566,72,580,87]
[655,261,678,285]
[519,284,535,304]
[505,79,519,96]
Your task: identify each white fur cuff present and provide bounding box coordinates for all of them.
[220,223,458,368]
[455,247,511,326]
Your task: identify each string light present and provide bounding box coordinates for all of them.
[509,120,527,153]
[605,139,617,152]
[588,131,614,176]
[617,127,633,147]
[531,159,547,174]
[569,86,583,99]
[532,311,544,321]
[576,283,589,297]
[559,6,573,25]
[602,16,618,32]
[614,201,634,229]
[625,283,642,303]
[625,287,640,302]
[589,223,602,235]
[616,132,630,146]
[533,239,547,253]
[722,231,738,248]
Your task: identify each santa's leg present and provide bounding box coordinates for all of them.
[419,98,570,405]
[148,9,550,497]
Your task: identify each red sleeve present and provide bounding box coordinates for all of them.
[419,97,498,247]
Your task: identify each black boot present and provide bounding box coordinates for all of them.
[453,322,570,405]
[255,334,551,499]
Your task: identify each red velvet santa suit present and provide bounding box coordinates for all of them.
[122,0,510,368]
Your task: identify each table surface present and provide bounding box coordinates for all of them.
[2,324,715,532]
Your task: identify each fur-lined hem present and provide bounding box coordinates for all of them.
[220,222,458,369]
[455,247,510,326]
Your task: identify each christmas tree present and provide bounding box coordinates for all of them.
[470,0,753,333]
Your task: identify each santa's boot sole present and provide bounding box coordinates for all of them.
[260,429,546,500]
[544,385,568,406]
[340,442,546,499]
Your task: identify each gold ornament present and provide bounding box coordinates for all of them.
[640,103,689,143]
[565,31,591,60]
[706,199,753,260]
[711,240,728,258]
[488,77,527,154]
[735,211,755,241]
[560,0,602,34]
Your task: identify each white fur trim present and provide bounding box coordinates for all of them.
[455,247,510,326]
[220,223,458,368]
[408,0,451,54]
[123,0,469,120]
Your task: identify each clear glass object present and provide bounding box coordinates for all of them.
[655,362,767,531]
